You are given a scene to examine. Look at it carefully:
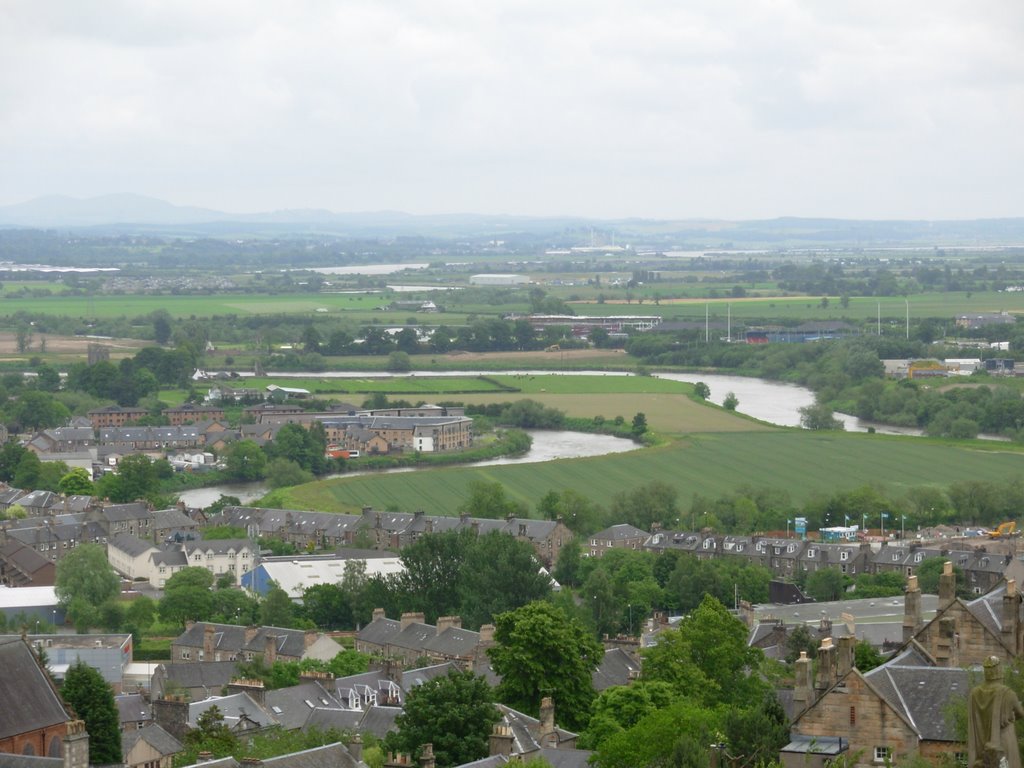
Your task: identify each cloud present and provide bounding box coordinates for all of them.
[0,0,1022,219]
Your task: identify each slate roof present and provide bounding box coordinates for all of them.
[356,617,401,646]
[0,756,61,768]
[402,661,461,689]
[153,508,198,531]
[420,625,481,657]
[592,523,648,541]
[151,548,189,568]
[111,533,156,558]
[0,638,72,740]
[122,723,183,757]
[354,705,401,738]
[188,693,277,729]
[302,708,364,733]
[264,681,342,730]
[103,503,153,522]
[174,622,313,660]
[591,648,640,691]
[0,541,52,576]
[494,704,577,752]
[156,661,241,692]
[863,648,968,741]
[115,692,153,725]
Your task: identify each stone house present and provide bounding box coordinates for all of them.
[355,611,495,670]
[904,563,1023,667]
[587,524,648,558]
[162,405,226,426]
[88,405,148,428]
[121,724,183,768]
[786,639,967,768]
[170,622,325,665]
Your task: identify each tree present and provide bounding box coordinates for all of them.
[265,457,313,488]
[458,533,552,629]
[799,403,844,431]
[385,670,499,768]
[642,595,769,709]
[631,412,648,438]
[489,601,602,730]
[916,556,972,599]
[457,479,527,520]
[226,440,268,481]
[58,467,95,496]
[301,583,351,630]
[55,544,119,609]
[96,453,161,503]
[159,567,215,626]
[152,312,173,345]
[693,382,710,400]
[0,441,27,481]
[723,392,739,411]
[260,583,295,628]
[185,705,238,759]
[804,568,847,602]
[62,659,122,763]
[854,639,883,672]
[13,451,42,489]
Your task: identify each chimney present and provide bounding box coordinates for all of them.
[538,697,555,746]
[62,720,89,768]
[489,725,514,757]
[372,608,387,623]
[203,624,215,660]
[792,651,815,714]
[152,696,189,742]
[1002,579,1018,641]
[939,561,956,609]
[264,634,277,665]
[347,735,363,763]
[304,629,318,649]
[836,635,856,678]
[903,575,922,642]
[245,625,259,643]
[436,616,462,634]
[816,637,836,691]
[371,656,404,685]
[401,612,425,631]
[419,743,435,768]
[478,624,495,645]
[226,678,266,707]
[197,753,214,764]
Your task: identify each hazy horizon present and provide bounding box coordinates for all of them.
[2,2,1022,221]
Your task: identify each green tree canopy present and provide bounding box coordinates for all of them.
[385,670,499,768]
[62,659,122,763]
[489,601,602,731]
[225,440,268,481]
[55,543,120,608]
[58,467,95,496]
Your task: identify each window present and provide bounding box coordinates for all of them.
[874,746,891,763]
[841,551,849,561]
[850,706,856,725]
[807,549,815,559]
[181,650,191,660]
[914,553,923,563]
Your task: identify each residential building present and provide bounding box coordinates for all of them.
[88,405,148,428]
[162,405,226,426]
[0,542,56,587]
[170,622,326,665]
[121,725,182,768]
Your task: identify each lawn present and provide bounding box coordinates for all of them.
[243,375,514,396]
[274,430,1024,517]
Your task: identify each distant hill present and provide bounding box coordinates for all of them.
[1,193,1023,246]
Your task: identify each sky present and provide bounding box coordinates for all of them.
[1,1,1022,220]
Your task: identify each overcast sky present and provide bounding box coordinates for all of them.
[1,1,1022,220]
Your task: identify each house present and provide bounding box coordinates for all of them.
[26,429,95,456]
[89,502,155,539]
[99,426,203,452]
[115,693,153,732]
[905,565,1024,667]
[0,542,56,587]
[180,539,255,587]
[175,742,367,768]
[153,507,200,543]
[170,622,327,665]
[162,405,226,426]
[88,405,148,428]
[355,611,495,670]
[786,640,967,768]
[150,661,241,702]
[0,638,88,764]
[120,724,182,768]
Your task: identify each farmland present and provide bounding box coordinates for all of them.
[274,430,1024,516]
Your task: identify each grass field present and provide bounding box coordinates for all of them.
[243,375,514,396]
[565,291,1024,323]
[276,430,1024,516]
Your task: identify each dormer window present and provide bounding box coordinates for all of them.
[892,553,900,561]
[841,551,849,561]
[703,539,712,550]
[807,549,815,558]
[787,544,795,553]
[914,553,923,563]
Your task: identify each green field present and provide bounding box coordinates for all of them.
[565,291,1024,323]
[275,430,1024,516]
[244,375,514,396]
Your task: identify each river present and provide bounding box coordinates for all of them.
[176,429,640,508]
